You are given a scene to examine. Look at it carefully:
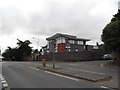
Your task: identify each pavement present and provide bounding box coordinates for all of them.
[103,60,119,70]
[37,65,112,82]
[96,60,119,89]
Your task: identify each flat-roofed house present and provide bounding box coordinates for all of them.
[45,33,90,53]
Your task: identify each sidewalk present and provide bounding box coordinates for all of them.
[103,60,119,70]
[37,66,112,82]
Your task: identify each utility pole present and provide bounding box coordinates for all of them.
[52,53,55,68]
[37,38,39,51]
[52,41,56,68]
[0,46,1,55]
[33,37,40,51]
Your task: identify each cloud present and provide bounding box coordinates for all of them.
[27,0,118,40]
[0,7,28,35]
[0,0,119,52]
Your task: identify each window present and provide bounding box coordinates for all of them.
[66,46,71,49]
[75,49,78,51]
[69,40,75,44]
[56,37,65,44]
[68,49,71,52]
[77,41,83,45]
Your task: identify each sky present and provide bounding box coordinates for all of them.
[0,0,119,53]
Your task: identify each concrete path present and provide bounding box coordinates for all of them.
[37,66,112,82]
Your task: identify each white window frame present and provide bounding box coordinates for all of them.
[56,37,65,44]
[77,41,83,45]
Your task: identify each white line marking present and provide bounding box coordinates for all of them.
[44,71,79,81]
[0,74,9,88]
[19,64,25,67]
[1,78,5,81]
[1,80,7,84]
[101,86,109,88]
[67,68,105,75]
[3,83,8,88]
[100,86,114,90]
[28,67,39,70]
[47,65,59,68]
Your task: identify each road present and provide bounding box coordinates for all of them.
[1,61,119,89]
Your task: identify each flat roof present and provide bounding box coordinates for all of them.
[46,33,90,41]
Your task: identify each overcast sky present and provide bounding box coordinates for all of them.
[0,0,119,52]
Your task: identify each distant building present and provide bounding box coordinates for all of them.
[42,33,92,53]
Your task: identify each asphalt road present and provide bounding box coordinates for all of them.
[1,61,104,88]
[20,60,119,88]
[25,60,118,81]
[1,61,119,89]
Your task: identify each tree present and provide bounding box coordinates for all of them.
[101,9,120,65]
[2,39,32,61]
[17,39,32,60]
[2,47,18,61]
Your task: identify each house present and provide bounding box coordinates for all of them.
[43,33,91,53]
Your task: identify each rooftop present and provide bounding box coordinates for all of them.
[46,33,90,41]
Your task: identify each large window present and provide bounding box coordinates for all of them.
[77,41,83,45]
[56,37,65,44]
[68,40,75,44]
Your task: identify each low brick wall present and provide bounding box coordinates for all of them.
[111,52,120,66]
[24,56,32,61]
[41,51,104,62]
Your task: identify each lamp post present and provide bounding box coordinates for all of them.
[32,37,40,61]
[33,37,40,51]
[52,40,56,68]
[0,46,2,55]
[0,46,1,55]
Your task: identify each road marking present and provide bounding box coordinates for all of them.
[1,77,5,81]
[0,74,9,88]
[67,68,106,75]
[47,64,59,68]
[3,83,9,88]
[19,64,25,67]
[44,71,79,81]
[28,67,39,70]
[100,86,115,90]
[2,80,7,83]
[20,64,40,71]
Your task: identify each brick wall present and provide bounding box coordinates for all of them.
[24,56,32,61]
[111,52,120,66]
[41,51,104,62]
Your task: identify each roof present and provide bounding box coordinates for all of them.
[41,45,47,48]
[46,33,90,41]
